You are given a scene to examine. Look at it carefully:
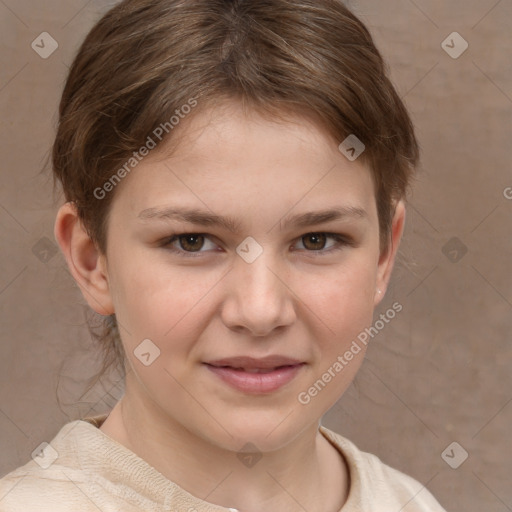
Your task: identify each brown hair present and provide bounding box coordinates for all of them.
[52,0,420,393]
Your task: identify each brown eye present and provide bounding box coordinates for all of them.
[294,232,354,255]
[162,232,219,256]
[302,233,327,250]
[177,234,205,252]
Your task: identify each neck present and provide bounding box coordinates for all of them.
[100,379,349,512]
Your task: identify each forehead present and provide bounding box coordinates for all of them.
[160,101,354,167]
[110,101,377,223]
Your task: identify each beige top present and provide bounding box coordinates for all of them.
[0,413,446,511]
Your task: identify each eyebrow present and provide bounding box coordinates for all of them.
[137,205,367,233]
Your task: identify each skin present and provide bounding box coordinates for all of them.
[55,100,405,512]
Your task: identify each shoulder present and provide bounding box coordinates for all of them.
[0,417,123,512]
[319,426,447,512]
[0,459,100,512]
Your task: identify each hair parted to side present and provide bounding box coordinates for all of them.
[52,0,420,390]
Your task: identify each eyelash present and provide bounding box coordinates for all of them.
[160,232,355,258]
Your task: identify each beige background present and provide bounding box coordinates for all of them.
[1,0,511,510]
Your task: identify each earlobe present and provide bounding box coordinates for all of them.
[374,200,406,304]
[54,202,114,316]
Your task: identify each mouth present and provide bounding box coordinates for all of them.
[205,355,304,370]
[214,366,295,373]
[203,356,306,394]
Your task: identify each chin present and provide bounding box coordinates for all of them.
[201,408,313,453]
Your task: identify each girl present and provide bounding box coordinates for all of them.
[0,0,447,510]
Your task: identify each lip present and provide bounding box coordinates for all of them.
[204,356,306,394]
[206,355,304,370]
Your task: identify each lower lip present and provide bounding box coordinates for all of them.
[204,363,305,394]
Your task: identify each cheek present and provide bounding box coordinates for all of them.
[302,259,377,340]
[109,255,221,350]
[284,262,376,418]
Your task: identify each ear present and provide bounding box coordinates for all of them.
[374,200,406,305]
[54,202,114,316]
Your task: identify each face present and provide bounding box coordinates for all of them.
[87,102,399,452]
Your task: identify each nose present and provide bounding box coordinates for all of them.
[220,249,296,337]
